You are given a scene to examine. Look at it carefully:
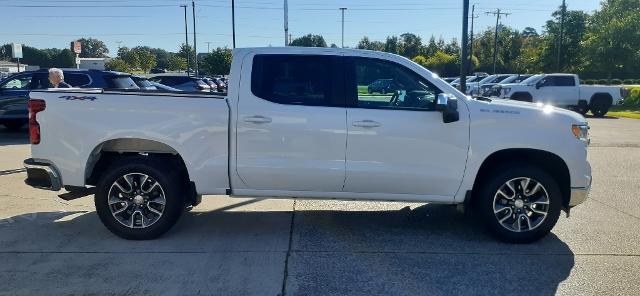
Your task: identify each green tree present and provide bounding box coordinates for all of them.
[202,47,233,75]
[72,37,109,58]
[398,33,422,58]
[384,36,399,54]
[132,47,157,73]
[356,37,384,51]
[117,47,139,69]
[290,34,327,47]
[178,43,195,68]
[166,55,187,71]
[105,58,131,72]
[582,0,640,79]
[540,8,589,73]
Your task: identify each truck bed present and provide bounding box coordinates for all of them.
[29,89,231,194]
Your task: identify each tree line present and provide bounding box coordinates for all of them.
[1,0,637,79]
[291,0,639,80]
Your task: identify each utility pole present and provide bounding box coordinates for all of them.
[486,9,510,74]
[232,0,236,48]
[284,0,289,46]
[339,8,347,48]
[192,0,198,77]
[180,4,190,76]
[469,4,479,65]
[206,41,211,53]
[289,34,292,45]
[460,0,470,92]
[557,0,566,72]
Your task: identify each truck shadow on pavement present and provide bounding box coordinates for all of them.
[0,203,574,296]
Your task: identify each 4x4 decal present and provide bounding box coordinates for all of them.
[59,95,98,101]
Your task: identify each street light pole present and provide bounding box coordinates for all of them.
[192,0,198,77]
[232,0,236,48]
[180,4,190,76]
[339,8,347,48]
[460,0,470,92]
[284,0,289,46]
[557,0,566,71]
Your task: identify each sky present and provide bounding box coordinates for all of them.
[0,0,602,55]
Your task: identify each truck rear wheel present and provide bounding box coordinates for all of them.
[475,164,562,243]
[590,96,612,117]
[95,156,185,240]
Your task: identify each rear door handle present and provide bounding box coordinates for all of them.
[243,115,272,124]
[352,120,381,128]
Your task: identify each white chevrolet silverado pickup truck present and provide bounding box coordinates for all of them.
[23,47,592,243]
[497,73,624,117]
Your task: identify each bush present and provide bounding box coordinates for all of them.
[624,87,640,105]
[623,79,635,85]
[610,79,623,85]
[596,79,608,85]
[583,79,595,85]
[635,79,640,85]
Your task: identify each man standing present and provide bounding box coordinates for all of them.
[48,68,71,88]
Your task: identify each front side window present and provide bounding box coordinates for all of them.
[251,55,340,106]
[0,74,32,89]
[540,76,575,87]
[350,58,440,111]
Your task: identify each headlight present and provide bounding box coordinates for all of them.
[572,124,590,144]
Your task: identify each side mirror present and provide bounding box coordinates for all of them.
[436,93,459,123]
[535,81,542,89]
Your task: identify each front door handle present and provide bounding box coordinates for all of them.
[243,115,272,124]
[352,120,381,128]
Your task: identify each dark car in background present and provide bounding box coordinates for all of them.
[201,77,219,92]
[149,68,167,74]
[367,79,399,94]
[148,75,211,92]
[0,69,138,131]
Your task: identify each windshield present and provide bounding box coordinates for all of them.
[466,76,483,83]
[520,75,543,85]
[478,75,497,84]
[106,75,140,89]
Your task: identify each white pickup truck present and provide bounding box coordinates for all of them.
[497,73,625,117]
[23,47,592,243]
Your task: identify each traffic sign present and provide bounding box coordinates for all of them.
[11,43,22,59]
[73,41,82,54]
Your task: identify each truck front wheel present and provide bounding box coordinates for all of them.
[95,156,185,240]
[475,164,562,243]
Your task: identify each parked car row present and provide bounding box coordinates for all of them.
[443,72,625,117]
[0,69,228,131]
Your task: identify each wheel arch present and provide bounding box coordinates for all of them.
[84,138,190,187]
[510,92,533,102]
[470,148,571,209]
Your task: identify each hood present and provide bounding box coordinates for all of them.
[498,83,528,88]
[470,98,587,124]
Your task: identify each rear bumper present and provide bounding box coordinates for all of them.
[23,158,62,191]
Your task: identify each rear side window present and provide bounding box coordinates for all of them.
[251,54,342,107]
[555,76,576,86]
[65,73,91,87]
[105,75,139,89]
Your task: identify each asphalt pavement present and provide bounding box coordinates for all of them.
[0,116,638,295]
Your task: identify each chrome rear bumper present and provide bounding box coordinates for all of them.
[23,158,62,191]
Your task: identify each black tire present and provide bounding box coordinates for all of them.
[574,101,589,115]
[589,97,612,117]
[94,156,185,240]
[474,163,562,243]
[3,121,26,131]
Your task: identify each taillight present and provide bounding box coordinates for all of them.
[28,99,46,144]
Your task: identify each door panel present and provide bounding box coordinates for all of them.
[235,54,347,192]
[343,57,469,197]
